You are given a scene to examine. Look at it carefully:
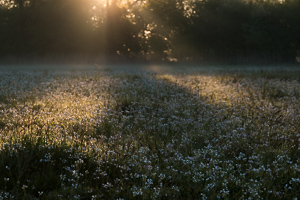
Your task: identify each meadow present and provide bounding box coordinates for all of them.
[0,64,299,199]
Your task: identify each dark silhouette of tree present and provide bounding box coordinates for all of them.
[0,0,299,63]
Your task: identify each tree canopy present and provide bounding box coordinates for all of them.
[0,0,299,63]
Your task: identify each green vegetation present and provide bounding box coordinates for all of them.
[0,64,299,199]
[0,0,300,63]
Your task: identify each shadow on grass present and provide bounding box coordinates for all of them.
[1,136,103,199]
[91,68,300,198]
[0,65,299,199]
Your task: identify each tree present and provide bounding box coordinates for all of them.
[0,0,299,63]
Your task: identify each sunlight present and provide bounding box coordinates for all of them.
[1,65,300,198]
[96,0,131,8]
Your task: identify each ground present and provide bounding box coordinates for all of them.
[0,64,300,199]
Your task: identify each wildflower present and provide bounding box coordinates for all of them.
[22,185,28,190]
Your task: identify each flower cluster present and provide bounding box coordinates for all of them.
[0,65,299,199]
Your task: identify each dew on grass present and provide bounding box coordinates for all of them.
[0,65,299,199]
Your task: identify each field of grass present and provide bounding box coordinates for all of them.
[0,64,300,199]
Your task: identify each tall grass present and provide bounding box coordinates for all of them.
[0,64,299,199]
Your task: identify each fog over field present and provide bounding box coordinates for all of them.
[1,0,300,198]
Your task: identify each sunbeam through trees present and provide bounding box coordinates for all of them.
[0,0,299,63]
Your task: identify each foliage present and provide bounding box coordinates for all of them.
[0,0,299,63]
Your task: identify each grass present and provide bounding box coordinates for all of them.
[0,64,300,199]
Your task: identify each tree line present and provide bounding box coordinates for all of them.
[0,0,299,64]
